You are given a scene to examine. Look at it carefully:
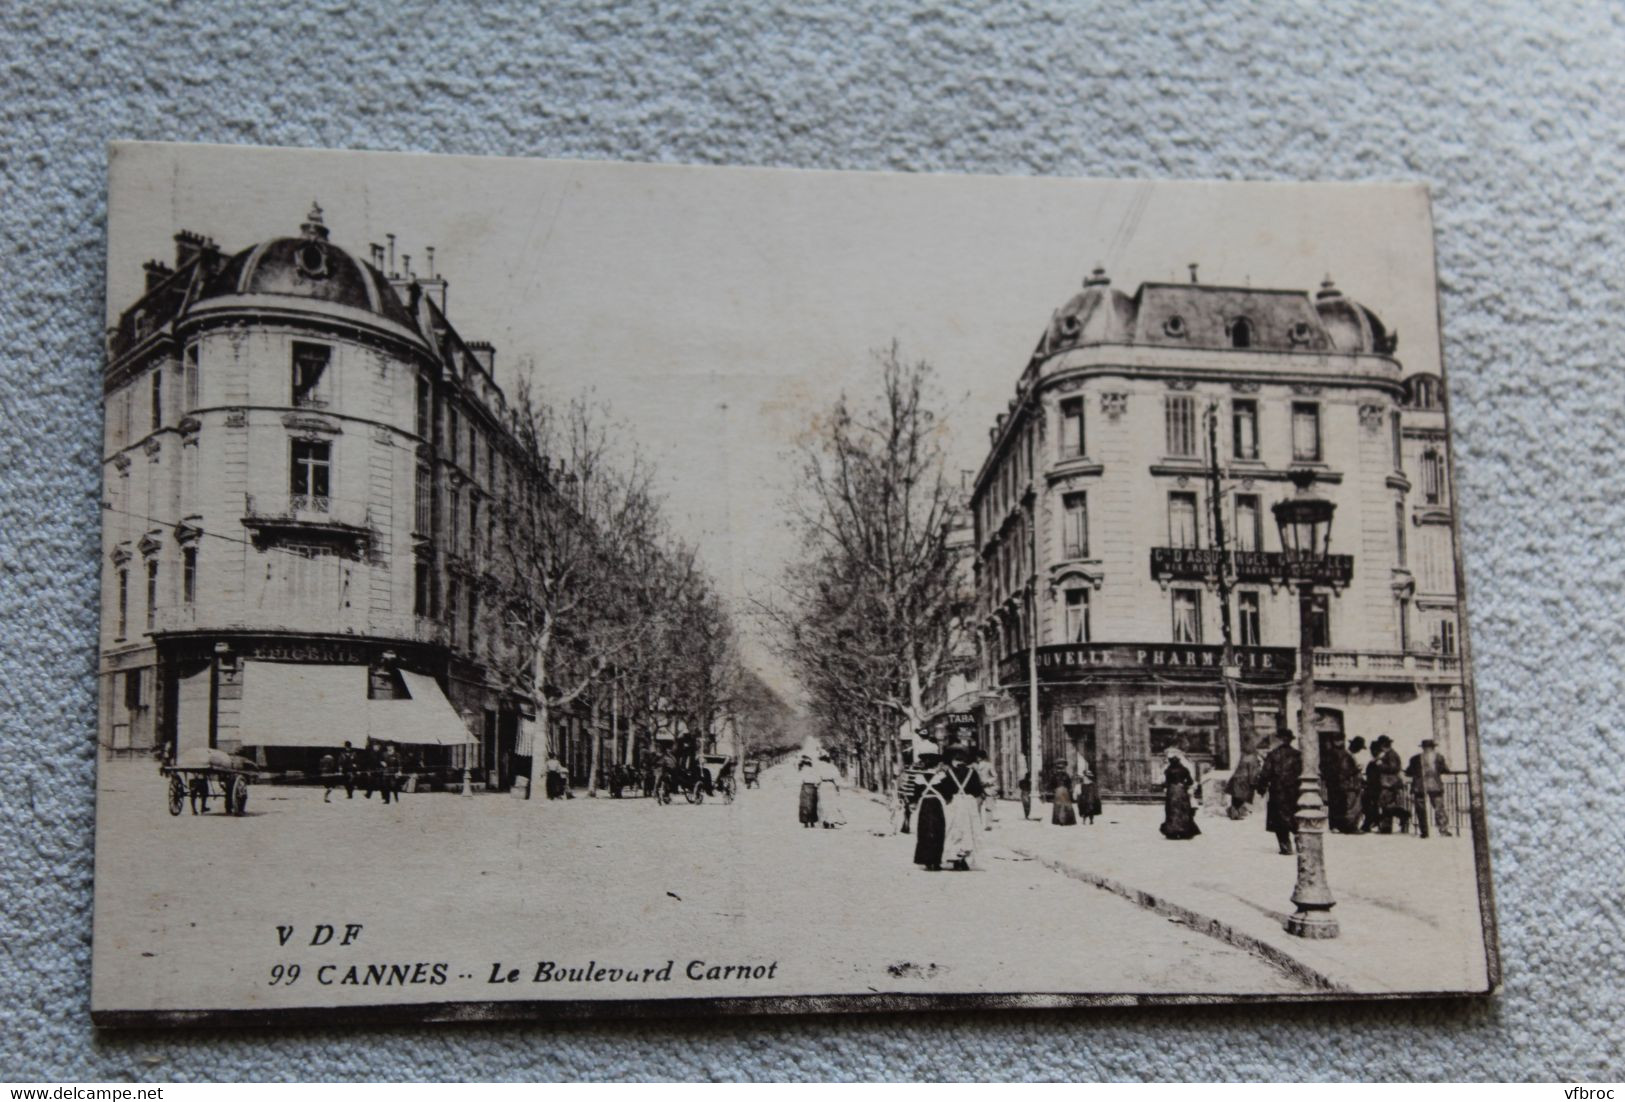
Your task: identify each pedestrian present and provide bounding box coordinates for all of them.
[1372,736,1411,834]
[318,751,337,803]
[973,750,999,830]
[1018,772,1033,821]
[545,752,567,800]
[1159,750,1201,840]
[1073,759,1101,825]
[188,773,210,815]
[1049,761,1077,826]
[1359,741,1383,832]
[378,744,399,805]
[912,761,950,869]
[1322,733,1363,833]
[939,747,984,870]
[1405,739,1453,838]
[1226,738,1266,820]
[1254,728,1302,855]
[1347,737,1370,830]
[797,755,819,827]
[360,742,379,799]
[816,753,844,828]
[339,741,357,799]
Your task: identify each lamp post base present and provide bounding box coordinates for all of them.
[1284,909,1340,939]
[461,766,473,798]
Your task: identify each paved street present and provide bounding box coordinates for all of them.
[93,758,1302,1014]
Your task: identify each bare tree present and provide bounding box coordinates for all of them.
[774,344,959,813]
[499,381,656,803]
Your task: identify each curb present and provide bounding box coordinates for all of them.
[852,783,1340,992]
[1007,845,1348,994]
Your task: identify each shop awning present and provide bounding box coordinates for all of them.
[235,662,475,749]
[236,661,369,749]
[368,670,476,746]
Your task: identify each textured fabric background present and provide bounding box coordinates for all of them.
[2,0,1621,1082]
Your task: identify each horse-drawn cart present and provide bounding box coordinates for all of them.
[161,747,258,816]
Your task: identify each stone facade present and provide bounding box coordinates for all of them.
[98,206,575,788]
[972,270,1466,798]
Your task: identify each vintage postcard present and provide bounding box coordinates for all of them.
[91,142,1497,1026]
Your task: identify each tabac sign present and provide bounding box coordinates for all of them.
[999,644,1295,686]
[1151,547,1355,587]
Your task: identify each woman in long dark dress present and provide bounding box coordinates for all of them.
[1323,735,1363,833]
[1074,761,1102,825]
[1159,752,1201,840]
[1050,764,1077,826]
[912,763,951,870]
[796,755,819,827]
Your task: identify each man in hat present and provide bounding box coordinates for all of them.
[1405,739,1453,838]
[1371,735,1411,834]
[1253,728,1303,855]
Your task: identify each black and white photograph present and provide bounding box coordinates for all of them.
[90,141,1497,1025]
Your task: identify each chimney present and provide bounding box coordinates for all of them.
[466,341,496,376]
[386,233,397,278]
[1188,262,1200,284]
[173,230,208,268]
[142,259,173,291]
[370,243,386,269]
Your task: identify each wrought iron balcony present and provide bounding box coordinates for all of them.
[241,493,370,555]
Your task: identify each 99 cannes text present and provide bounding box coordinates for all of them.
[265,960,781,988]
[263,924,779,988]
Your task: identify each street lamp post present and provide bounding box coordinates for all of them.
[459,709,476,798]
[1271,471,1340,940]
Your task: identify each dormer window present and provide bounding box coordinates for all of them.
[1409,376,1441,409]
[1229,317,1254,348]
[295,240,330,280]
[1163,315,1187,338]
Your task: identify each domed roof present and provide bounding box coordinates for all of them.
[199,203,417,331]
[1313,278,1397,354]
[1033,267,1136,359]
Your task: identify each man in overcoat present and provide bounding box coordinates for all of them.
[1405,738,1453,838]
[1254,729,1302,855]
[1372,735,1411,834]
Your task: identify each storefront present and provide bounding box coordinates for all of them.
[153,632,525,786]
[999,642,1297,799]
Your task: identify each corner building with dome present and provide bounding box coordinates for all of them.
[971,267,1467,800]
[98,205,567,788]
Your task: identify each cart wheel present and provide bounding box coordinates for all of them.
[229,775,248,816]
[167,775,185,816]
[687,785,704,805]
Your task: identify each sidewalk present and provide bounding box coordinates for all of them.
[987,799,1491,994]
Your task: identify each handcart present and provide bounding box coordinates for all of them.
[160,747,258,816]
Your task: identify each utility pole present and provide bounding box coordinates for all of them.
[1026,490,1042,823]
[1206,401,1242,772]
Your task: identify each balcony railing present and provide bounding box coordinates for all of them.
[1311,649,1461,681]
